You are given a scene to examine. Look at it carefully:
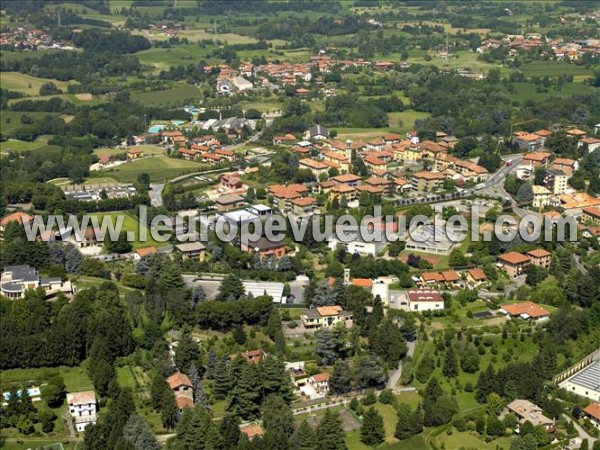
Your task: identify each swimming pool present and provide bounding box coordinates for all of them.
[148,124,166,133]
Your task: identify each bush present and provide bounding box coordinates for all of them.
[378,389,395,405]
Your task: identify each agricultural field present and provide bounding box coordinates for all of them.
[0,72,75,96]
[0,111,63,135]
[100,155,208,183]
[519,61,595,80]
[0,136,56,153]
[136,44,212,70]
[131,84,202,105]
[93,144,165,158]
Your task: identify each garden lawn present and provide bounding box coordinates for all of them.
[0,364,93,393]
[432,429,513,450]
[90,211,162,250]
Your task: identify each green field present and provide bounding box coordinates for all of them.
[91,211,163,250]
[99,155,209,183]
[520,61,596,80]
[0,364,92,393]
[0,136,57,153]
[94,144,165,158]
[432,429,513,450]
[0,111,63,135]
[136,45,211,70]
[1,72,75,96]
[132,84,201,105]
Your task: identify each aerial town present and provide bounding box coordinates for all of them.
[0,1,599,450]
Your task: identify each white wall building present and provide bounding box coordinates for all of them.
[559,361,600,402]
[67,391,97,432]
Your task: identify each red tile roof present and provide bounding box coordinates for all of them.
[498,252,530,265]
[583,403,600,421]
[501,301,550,318]
[526,248,551,258]
[167,372,192,390]
[0,212,33,227]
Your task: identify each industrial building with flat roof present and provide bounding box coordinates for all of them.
[559,361,600,402]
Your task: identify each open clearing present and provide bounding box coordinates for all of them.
[1,72,75,96]
[101,155,209,183]
[132,84,201,105]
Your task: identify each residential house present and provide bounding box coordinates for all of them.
[299,158,329,177]
[240,424,264,440]
[582,206,600,225]
[215,149,235,161]
[513,132,545,152]
[291,196,317,216]
[221,173,244,191]
[331,173,361,187]
[231,349,266,364]
[240,236,286,259]
[268,184,309,212]
[532,185,553,208]
[329,183,357,202]
[411,171,445,192]
[526,248,551,269]
[523,152,552,168]
[327,226,387,256]
[551,158,578,177]
[579,137,600,153]
[178,148,199,160]
[406,289,444,312]
[215,193,246,211]
[544,169,568,194]
[175,242,206,261]
[273,134,296,145]
[67,391,97,432]
[126,147,144,160]
[364,177,394,196]
[382,133,402,144]
[466,268,487,285]
[420,140,448,160]
[322,151,350,172]
[201,152,224,165]
[134,246,158,261]
[583,403,600,430]
[0,212,32,240]
[1,265,72,299]
[308,373,330,396]
[287,362,309,388]
[301,305,353,329]
[566,128,587,139]
[167,372,194,415]
[497,252,530,277]
[506,399,555,432]
[500,301,550,322]
[306,124,329,140]
[364,155,387,172]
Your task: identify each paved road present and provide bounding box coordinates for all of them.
[562,413,598,445]
[149,183,164,207]
[387,339,416,390]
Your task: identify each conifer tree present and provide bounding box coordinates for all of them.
[360,407,385,446]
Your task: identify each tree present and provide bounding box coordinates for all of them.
[105,230,133,254]
[509,433,537,450]
[294,419,317,450]
[41,376,65,407]
[191,285,207,305]
[316,409,347,450]
[516,181,533,204]
[214,356,232,400]
[160,389,178,430]
[175,331,202,374]
[262,394,294,437]
[39,408,57,433]
[206,348,219,380]
[360,407,385,446]
[443,345,458,378]
[329,359,352,394]
[233,324,247,345]
[448,249,468,267]
[219,414,241,449]
[217,274,245,301]
[316,328,339,365]
[415,354,435,383]
[370,318,407,369]
[122,415,160,450]
[353,355,386,388]
[395,402,421,440]
[486,392,505,416]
